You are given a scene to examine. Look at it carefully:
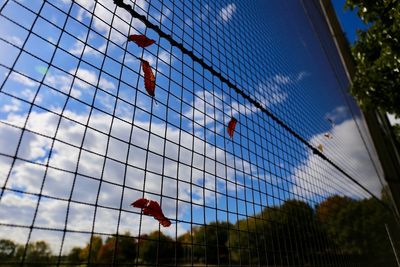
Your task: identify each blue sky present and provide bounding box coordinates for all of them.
[332,0,367,43]
[0,0,385,253]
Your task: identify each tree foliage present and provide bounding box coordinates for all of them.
[316,195,399,266]
[79,235,103,264]
[0,239,16,260]
[191,222,231,264]
[393,124,400,144]
[345,0,400,116]
[138,231,175,264]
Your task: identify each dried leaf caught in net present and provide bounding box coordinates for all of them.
[317,144,324,152]
[141,60,156,97]
[128,34,155,48]
[131,198,171,227]
[227,117,238,139]
[131,198,149,209]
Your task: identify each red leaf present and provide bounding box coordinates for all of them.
[143,200,163,217]
[131,198,171,227]
[141,60,156,97]
[128,34,155,48]
[131,198,149,209]
[159,218,172,227]
[227,117,238,138]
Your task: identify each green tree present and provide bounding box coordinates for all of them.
[229,218,268,265]
[0,239,16,260]
[177,231,192,264]
[228,200,326,266]
[138,231,175,264]
[392,124,400,144]
[0,239,17,265]
[316,195,398,266]
[67,247,82,264]
[267,200,327,266]
[345,0,400,116]
[15,241,52,267]
[191,222,230,265]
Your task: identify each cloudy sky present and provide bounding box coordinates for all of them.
[0,0,385,255]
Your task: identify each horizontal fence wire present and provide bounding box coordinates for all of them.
[0,0,399,266]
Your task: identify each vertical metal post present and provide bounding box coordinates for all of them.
[385,224,400,267]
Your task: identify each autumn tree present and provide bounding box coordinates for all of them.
[97,233,136,264]
[79,235,103,265]
[345,0,400,117]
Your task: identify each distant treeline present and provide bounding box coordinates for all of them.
[1,195,399,266]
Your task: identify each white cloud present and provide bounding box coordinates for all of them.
[291,118,383,200]
[68,39,107,57]
[296,71,310,81]
[72,68,116,91]
[184,90,258,132]
[324,105,349,123]
[1,98,21,112]
[70,0,148,43]
[219,3,237,22]
[255,75,289,108]
[44,70,74,94]
[273,74,291,85]
[9,72,38,87]
[4,35,24,47]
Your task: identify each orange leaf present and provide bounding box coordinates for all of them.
[128,34,155,48]
[141,60,156,97]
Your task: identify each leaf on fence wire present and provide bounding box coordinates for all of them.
[141,60,156,97]
[227,117,238,139]
[131,198,149,209]
[128,34,155,48]
[122,34,155,48]
[317,144,324,152]
[324,133,333,139]
[131,198,171,227]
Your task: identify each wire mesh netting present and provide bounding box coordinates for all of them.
[0,0,399,266]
